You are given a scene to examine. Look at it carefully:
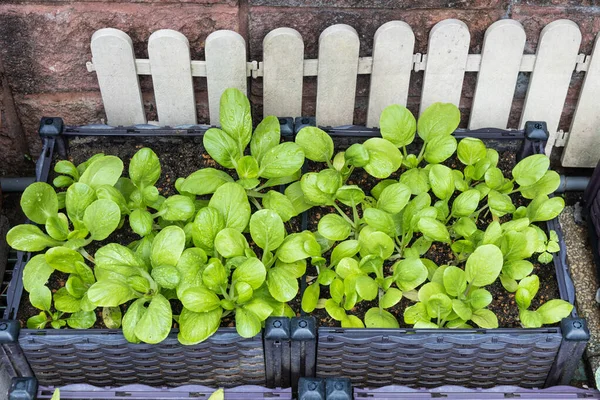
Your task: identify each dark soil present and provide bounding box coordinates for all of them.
[16,135,303,329]
[305,136,561,329]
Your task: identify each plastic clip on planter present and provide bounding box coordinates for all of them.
[298,377,352,400]
[264,317,291,389]
[291,317,317,391]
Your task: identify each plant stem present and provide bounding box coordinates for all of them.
[333,202,355,226]
[79,248,95,264]
[416,141,428,164]
[250,197,263,210]
[246,190,265,198]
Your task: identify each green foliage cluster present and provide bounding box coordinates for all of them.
[7,88,572,345]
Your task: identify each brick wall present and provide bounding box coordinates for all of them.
[0,0,598,174]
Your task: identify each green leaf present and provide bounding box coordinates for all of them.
[501,231,535,262]
[331,240,360,267]
[345,143,370,168]
[418,217,450,243]
[527,195,565,222]
[96,243,146,275]
[484,167,504,190]
[262,191,297,222]
[457,137,487,166]
[96,185,129,214]
[102,306,122,329]
[214,228,249,258]
[335,257,361,279]
[151,225,185,267]
[443,266,467,297]
[536,299,573,324]
[220,87,252,151]
[363,138,403,179]
[488,190,516,216]
[512,154,550,187]
[209,182,251,232]
[365,308,399,328]
[394,258,428,291]
[482,220,503,245]
[318,214,352,241]
[295,126,334,162]
[192,207,225,253]
[500,275,518,292]
[267,266,299,302]
[27,312,49,329]
[181,286,221,312]
[45,246,83,274]
[426,293,453,319]
[83,199,121,241]
[417,102,460,142]
[503,260,534,280]
[471,309,498,328]
[55,160,80,180]
[129,148,161,188]
[202,258,228,292]
[325,299,347,321]
[234,155,259,180]
[302,283,320,313]
[520,170,561,200]
[181,168,233,195]
[316,169,342,195]
[381,288,403,308]
[251,115,280,163]
[518,275,540,301]
[335,186,365,207]
[519,309,543,328]
[20,182,58,224]
[53,175,74,188]
[425,135,457,164]
[134,294,172,344]
[547,240,560,253]
[30,286,52,311]
[66,182,97,229]
[452,299,472,321]
[468,288,493,309]
[178,307,222,345]
[45,214,69,241]
[23,255,54,292]
[358,228,394,259]
[151,265,180,289]
[236,308,262,338]
[453,217,478,239]
[130,209,153,237]
[379,104,416,147]
[203,128,241,169]
[122,298,146,343]
[428,164,454,200]
[400,168,430,195]
[88,280,136,307]
[404,302,430,324]
[355,276,378,301]
[67,310,96,329]
[538,252,553,264]
[233,258,266,289]
[451,190,480,217]
[54,288,81,312]
[159,195,195,221]
[363,208,395,237]
[377,183,411,214]
[79,155,124,189]
[284,181,313,214]
[465,244,503,287]
[250,209,285,251]
[276,232,321,263]
[418,282,445,303]
[260,142,304,178]
[300,173,334,206]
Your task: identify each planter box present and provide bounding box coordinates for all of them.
[2,118,288,389]
[34,384,292,399]
[304,124,588,389]
[353,384,600,399]
[1,118,589,391]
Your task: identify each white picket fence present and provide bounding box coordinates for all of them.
[87,19,600,168]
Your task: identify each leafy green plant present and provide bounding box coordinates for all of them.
[515,274,573,328]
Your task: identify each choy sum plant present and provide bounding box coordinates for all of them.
[301,101,572,329]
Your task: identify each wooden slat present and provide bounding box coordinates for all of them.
[148,30,196,126]
[419,19,470,115]
[316,24,360,127]
[205,30,247,126]
[562,33,600,167]
[91,28,145,126]
[469,20,526,129]
[519,19,581,135]
[366,21,415,128]
[262,28,304,119]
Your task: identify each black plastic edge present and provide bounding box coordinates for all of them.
[279,117,295,137]
[518,121,549,162]
[8,377,38,400]
[38,117,63,137]
[298,377,325,400]
[290,317,317,391]
[326,378,352,400]
[0,320,19,343]
[545,318,590,386]
[561,317,590,341]
[264,317,291,389]
[294,117,316,134]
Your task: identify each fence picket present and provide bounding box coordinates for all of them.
[519,20,581,136]
[562,33,600,168]
[366,21,415,128]
[316,24,360,127]
[205,30,247,126]
[262,28,304,119]
[91,28,145,126]
[148,30,196,126]
[419,19,470,115]
[469,20,526,129]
